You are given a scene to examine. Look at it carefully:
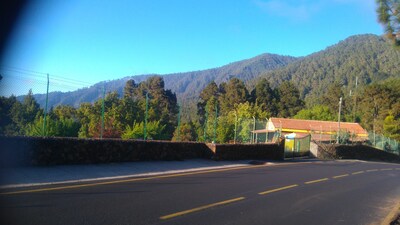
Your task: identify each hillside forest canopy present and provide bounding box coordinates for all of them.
[1,75,399,142]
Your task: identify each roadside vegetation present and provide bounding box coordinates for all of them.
[1,76,399,143]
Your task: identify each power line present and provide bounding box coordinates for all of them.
[0,65,47,75]
[3,76,81,90]
[0,66,95,86]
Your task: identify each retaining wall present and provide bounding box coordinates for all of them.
[0,136,213,167]
[313,142,400,163]
[209,140,284,160]
[335,144,400,162]
[0,136,285,167]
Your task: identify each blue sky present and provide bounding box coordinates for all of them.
[0,0,383,96]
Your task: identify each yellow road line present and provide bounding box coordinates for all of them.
[160,197,245,220]
[304,178,329,184]
[352,171,365,175]
[0,161,317,195]
[380,168,393,171]
[258,184,298,195]
[332,174,349,179]
[366,169,378,172]
[0,166,259,195]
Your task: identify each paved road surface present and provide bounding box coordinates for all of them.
[1,160,399,225]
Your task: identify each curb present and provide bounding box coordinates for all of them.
[0,163,251,189]
[381,201,400,225]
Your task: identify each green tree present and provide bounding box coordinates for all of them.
[121,79,141,128]
[172,122,197,141]
[277,81,304,118]
[215,115,234,143]
[219,78,249,115]
[321,83,344,115]
[233,102,268,143]
[75,77,178,140]
[251,78,278,116]
[123,79,138,99]
[76,92,123,138]
[53,105,78,120]
[77,102,95,138]
[358,78,399,132]
[197,81,219,124]
[0,95,18,135]
[122,121,166,140]
[48,105,80,137]
[10,90,42,135]
[235,103,253,143]
[202,96,219,142]
[383,114,400,140]
[25,116,58,137]
[376,0,400,46]
[294,105,335,121]
[134,76,178,139]
[97,92,124,138]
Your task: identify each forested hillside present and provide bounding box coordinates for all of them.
[253,34,400,104]
[31,53,296,108]
[4,75,398,142]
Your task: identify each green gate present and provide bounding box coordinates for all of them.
[284,133,311,158]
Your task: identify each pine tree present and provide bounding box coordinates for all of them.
[376,0,400,46]
[219,78,249,115]
[277,81,304,118]
[197,81,219,124]
[251,78,278,116]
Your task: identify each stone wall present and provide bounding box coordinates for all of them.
[0,136,285,167]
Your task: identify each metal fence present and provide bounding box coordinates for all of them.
[366,131,399,155]
[236,118,268,144]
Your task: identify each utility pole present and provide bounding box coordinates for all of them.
[373,100,377,146]
[204,108,208,142]
[252,116,256,144]
[144,92,149,140]
[43,74,49,137]
[100,84,105,139]
[337,97,342,144]
[353,76,358,122]
[177,103,181,142]
[265,118,268,143]
[234,111,237,144]
[213,103,218,143]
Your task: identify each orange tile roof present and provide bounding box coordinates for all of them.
[269,117,368,135]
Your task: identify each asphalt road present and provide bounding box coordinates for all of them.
[1,160,399,225]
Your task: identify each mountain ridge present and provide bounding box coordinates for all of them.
[254,34,400,103]
[29,34,400,110]
[31,53,297,108]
